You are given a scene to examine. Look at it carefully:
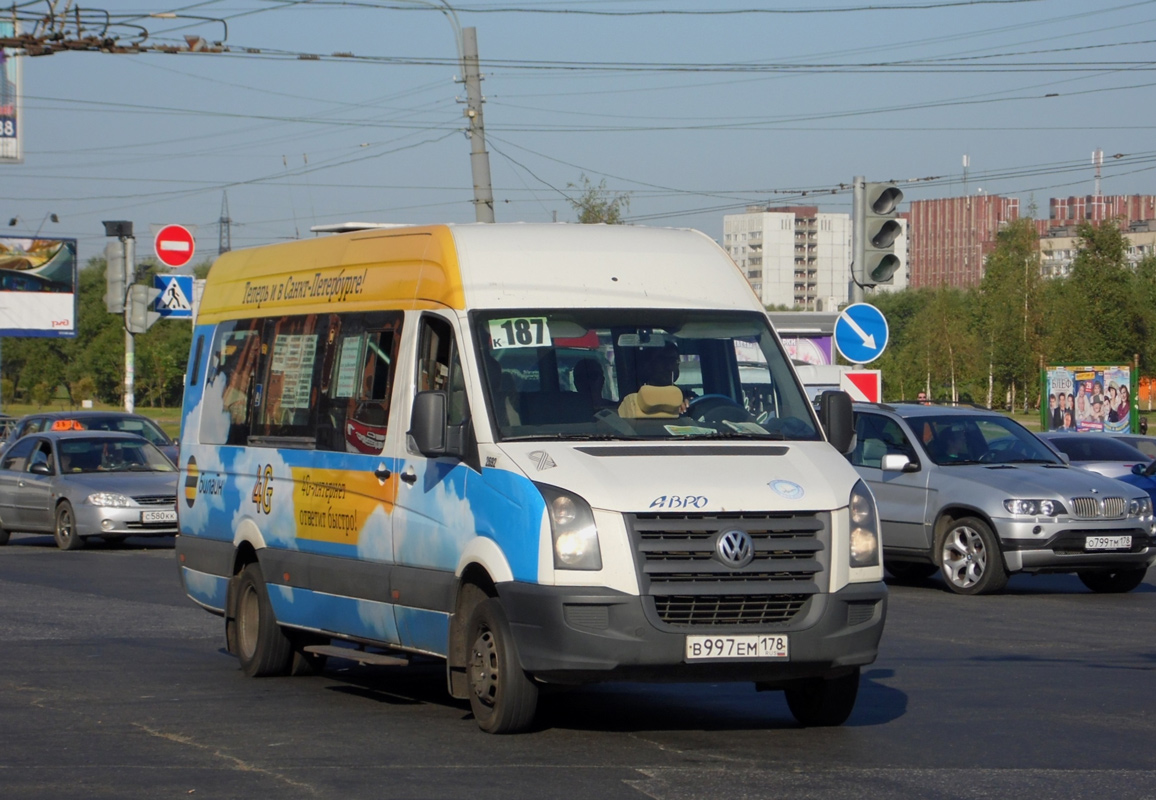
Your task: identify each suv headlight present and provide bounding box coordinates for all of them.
[1128,496,1152,518]
[1004,499,1067,517]
[87,492,133,507]
[849,480,880,568]
[536,483,602,571]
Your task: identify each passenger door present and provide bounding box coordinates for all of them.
[391,313,475,653]
[19,439,57,531]
[0,437,36,530]
[850,413,932,553]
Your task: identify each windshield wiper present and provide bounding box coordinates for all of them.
[501,433,623,442]
[681,431,787,440]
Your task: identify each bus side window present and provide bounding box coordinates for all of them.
[201,321,263,446]
[417,316,467,425]
[319,313,402,453]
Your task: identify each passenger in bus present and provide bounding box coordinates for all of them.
[573,358,615,410]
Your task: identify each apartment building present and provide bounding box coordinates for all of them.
[723,205,907,310]
[907,195,1019,288]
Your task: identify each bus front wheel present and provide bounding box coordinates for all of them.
[465,598,538,734]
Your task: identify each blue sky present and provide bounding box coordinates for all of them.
[4,0,1156,264]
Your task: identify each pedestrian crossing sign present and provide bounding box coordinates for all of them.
[154,275,194,318]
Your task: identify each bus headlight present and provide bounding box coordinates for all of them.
[536,483,602,571]
[849,480,880,568]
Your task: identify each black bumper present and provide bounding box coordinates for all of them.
[496,580,887,686]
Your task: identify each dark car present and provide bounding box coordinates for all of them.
[0,430,178,549]
[1037,432,1149,479]
[1,411,177,464]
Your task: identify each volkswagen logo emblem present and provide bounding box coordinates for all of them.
[716,529,755,568]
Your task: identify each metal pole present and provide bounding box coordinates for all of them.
[851,175,866,305]
[123,236,136,412]
[462,27,495,223]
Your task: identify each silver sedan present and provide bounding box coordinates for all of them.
[0,431,178,550]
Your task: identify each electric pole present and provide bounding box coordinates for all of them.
[462,27,494,223]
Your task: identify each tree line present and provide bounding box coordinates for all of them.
[868,218,1156,408]
[2,215,1152,413]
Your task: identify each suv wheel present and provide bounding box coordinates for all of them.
[936,516,1007,595]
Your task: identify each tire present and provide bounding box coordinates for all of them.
[885,560,938,582]
[1078,568,1148,594]
[784,667,861,727]
[0,526,9,546]
[54,501,85,551]
[937,516,1007,595]
[465,598,538,734]
[234,563,294,677]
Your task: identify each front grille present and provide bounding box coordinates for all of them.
[655,595,806,626]
[627,511,828,627]
[1071,497,1126,519]
[133,495,177,506]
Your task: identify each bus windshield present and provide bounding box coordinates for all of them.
[473,309,821,442]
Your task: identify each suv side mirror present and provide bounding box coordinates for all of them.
[818,390,854,454]
[881,453,917,473]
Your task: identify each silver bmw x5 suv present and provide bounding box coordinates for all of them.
[850,403,1156,595]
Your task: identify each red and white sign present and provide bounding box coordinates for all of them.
[840,370,882,403]
[154,224,195,268]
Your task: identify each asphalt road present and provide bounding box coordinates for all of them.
[1,533,1154,800]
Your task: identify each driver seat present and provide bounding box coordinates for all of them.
[618,384,684,419]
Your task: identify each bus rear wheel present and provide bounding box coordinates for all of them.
[235,563,293,677]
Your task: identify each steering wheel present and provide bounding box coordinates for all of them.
[687,394,740,418]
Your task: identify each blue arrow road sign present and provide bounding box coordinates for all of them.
[154,274,193,319]
[834,302,889,364]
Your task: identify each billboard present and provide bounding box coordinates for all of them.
[0,236,78,337]
[1043,365,1136,434]
[0,21,21,164]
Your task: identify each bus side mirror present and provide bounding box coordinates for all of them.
[410,391,469,460]
[819,390,854,455]
[410,391,449,457]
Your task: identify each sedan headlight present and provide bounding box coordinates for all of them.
[1004,499,1067,517]
[848,480,880,568]
[1128,496,1152,518]
[536,483,602,570]
[87,492,133,508]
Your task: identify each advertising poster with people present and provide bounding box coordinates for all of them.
[1044,365,1135,433]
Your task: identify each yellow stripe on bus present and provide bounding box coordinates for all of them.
[197,226,466,323]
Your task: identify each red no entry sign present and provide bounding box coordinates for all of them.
[154,224,195,268]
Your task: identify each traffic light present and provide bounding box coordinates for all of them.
[126,284,161,334]
[856,181,904,286]
[104,240,126,313]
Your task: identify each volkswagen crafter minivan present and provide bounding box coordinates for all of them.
[175,223,886,733]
